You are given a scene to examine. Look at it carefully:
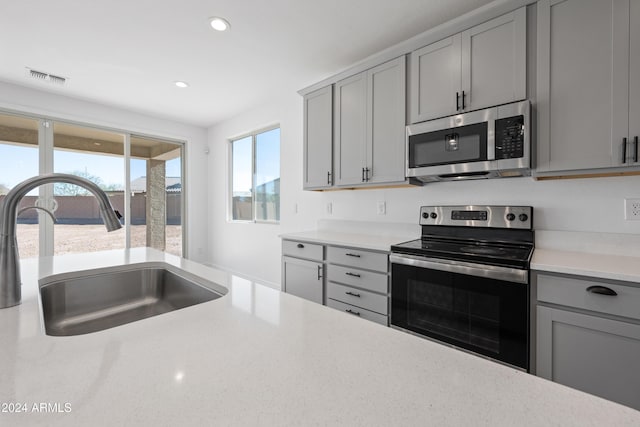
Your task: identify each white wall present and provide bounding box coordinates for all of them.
[208,93,640,288]
[207,90,325,288]
[0,81,210,262]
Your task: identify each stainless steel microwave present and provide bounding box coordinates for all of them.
[406,100,531,184]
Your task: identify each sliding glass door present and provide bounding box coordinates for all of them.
[0,110,185,259]
[52,122,126,255]
[0,113,41,257]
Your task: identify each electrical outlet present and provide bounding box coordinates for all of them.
[377,201,386,215]
[625,198,640,220]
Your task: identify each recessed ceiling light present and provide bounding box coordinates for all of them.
[209,16,230,32]
[174,81,189,88]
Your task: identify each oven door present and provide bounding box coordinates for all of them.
[390,254,529,370]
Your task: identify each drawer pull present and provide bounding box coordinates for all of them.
[586,285,617,296]
[297,243,304,249]
[345,253,361,258]
[345,291,361,297]
[346,309,361,316]
[345,272,361,278]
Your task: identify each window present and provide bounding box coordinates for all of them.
[230,127,280,222]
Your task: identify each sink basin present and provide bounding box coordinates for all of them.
[39,266,224,336]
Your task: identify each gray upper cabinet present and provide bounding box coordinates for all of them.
[460,9,527,112]
[335,72,368,186]
[335,57,406,187]
[410,36,461,123]
[536,0,640,174]
[630,0,640,165]
[303,86,333,189]
[367,58,407,184]
[409,7,526,124]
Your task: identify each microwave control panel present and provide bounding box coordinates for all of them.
[495,115,525,159]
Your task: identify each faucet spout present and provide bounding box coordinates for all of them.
[0,173,123,309]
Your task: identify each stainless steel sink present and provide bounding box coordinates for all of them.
[39,266,225,336]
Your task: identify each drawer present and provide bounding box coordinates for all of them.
[282,240,323,262]
[327,246,388,272]
[327,264,388,294]
[537,273,640,321]
[326,299,388,326]
[327,282,388,315]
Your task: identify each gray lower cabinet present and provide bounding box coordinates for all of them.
[282,240,324,304]
[536,272,640,410]
[325,245,389,325]
[281,239,390,326]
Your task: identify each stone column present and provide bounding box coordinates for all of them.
[146,159,166,250]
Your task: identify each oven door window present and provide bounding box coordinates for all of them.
[391,263,528,370]
[409,122,488,168]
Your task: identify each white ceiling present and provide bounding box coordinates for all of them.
[0,0,493,128]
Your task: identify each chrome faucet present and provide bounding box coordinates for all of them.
[0,173,123,309]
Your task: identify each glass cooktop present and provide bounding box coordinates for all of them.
[391,238,533,269]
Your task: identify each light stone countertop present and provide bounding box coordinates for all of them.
[1,248,640,426]
[532,231,640,283]
[279,230,415,252]
[531,249,640,283]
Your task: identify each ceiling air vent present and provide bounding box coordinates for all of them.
[26,68,67,86]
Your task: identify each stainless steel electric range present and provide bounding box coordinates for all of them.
[390,205,534,371]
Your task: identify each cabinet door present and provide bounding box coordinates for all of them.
[334,72,367,186]
[537,305,640,410]
[409,35,461,123]
[629,0,640,165]
[283,256,323,304]
[461,7,526,111]
[303,86,333,189]
[366,57,407,185]
[537,0,630,172]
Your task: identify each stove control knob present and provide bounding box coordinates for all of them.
[506,213,516,221]
[422,212,429,219]
[519,213,529,222]
[430,212,437,219]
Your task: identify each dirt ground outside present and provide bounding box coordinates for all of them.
[16,224,182,258]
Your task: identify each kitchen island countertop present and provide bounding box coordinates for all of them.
[1,248,639,426]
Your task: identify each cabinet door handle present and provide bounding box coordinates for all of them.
[456,92,460,111]
[346,309,361,316]
[462,91,466,110]
[586,285,617,296]
[327,171,332,185]
[297,243,304,249]
[345,291,361,297]
[345,272,361,278]
[317,265,323,280]
[364,167,370,182]
[622,137,628,164]
[634,136,638,163]
[362,167,366,182]
[345,253,361,258]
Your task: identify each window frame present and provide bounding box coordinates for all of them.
[229,124,280,224]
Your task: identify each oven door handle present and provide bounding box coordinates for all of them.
[389,254,528,284]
